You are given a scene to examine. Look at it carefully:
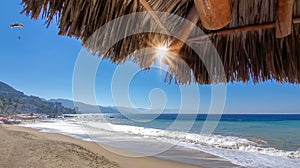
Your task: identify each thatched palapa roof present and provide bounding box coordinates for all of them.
[21,0,300,84]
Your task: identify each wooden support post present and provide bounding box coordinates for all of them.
[170,5,199,53]
[139,0,170,34]
[194,0,232,30]
[276,0,294,38]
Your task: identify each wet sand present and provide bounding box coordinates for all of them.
[0,125,203,168]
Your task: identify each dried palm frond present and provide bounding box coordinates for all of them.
[21,0,300,84]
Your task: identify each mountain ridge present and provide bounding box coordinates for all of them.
[49,98,120,113]
[0,81,75,116]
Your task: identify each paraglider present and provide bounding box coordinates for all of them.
[10,23,24,39]
[10,23,24,29]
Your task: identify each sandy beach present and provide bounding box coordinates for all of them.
[0,125,202,168]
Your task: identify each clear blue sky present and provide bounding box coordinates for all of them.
[1,1,300,114]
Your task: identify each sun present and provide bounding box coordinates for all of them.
[155,45,169,61]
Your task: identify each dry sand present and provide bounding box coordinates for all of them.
[0,125,201,168]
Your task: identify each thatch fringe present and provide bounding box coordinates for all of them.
[21,0,300,84]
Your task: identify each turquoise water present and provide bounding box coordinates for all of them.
[109,114,300,151]
[22,114,300,167]
[213,120,300,151]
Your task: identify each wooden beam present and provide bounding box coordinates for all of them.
[293,18,300,24]
[188,17,300,42]
[276,0,294,38]
[170,5,199,53]
[194,0,232,30]
[189,23,275,41]
[139,0,170,34]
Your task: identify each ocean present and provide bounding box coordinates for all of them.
[21,114,300,168]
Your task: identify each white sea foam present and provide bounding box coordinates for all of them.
[95,123,300,159]
[81,120,300,167]
[21,117,300,168]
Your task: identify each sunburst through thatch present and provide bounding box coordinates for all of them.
[21,0,300,84]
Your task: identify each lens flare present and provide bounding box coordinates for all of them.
[155,45,169,61]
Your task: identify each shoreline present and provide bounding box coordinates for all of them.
[1,125,206,168]
[3,117,300,168]
[15,121,239,168]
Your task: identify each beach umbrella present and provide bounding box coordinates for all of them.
[20,0,300,84]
